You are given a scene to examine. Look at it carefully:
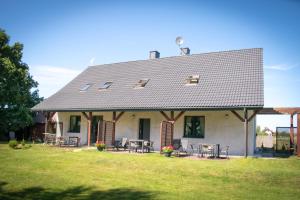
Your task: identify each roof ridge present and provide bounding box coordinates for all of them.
[88,48,263,68]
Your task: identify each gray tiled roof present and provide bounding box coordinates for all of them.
[32,48,264,111]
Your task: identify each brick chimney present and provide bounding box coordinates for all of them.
[149,51,160,59]
[180,47,190,55]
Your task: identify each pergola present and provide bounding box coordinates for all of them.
[258,107,300,156]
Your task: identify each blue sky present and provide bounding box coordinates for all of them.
[1,0,300,130]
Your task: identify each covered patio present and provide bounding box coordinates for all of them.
[43,107,261,157]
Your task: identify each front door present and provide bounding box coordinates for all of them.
[139,119,150,140]
[91,116,103,143]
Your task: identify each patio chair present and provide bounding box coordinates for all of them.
[44,133,56,145]
[173,139,181,150]
[56,136,66,147]
[144,141,154,152]
[189,144,197,155]
[115,137,128,151]
[67,136,81,147]
[219,146,229,159]
[200,144,215,158]
[174,138,190,156]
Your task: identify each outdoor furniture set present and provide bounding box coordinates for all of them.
[173,138,229,159]
[43,133,228,158]
[115,138,154,153]
[43,133,80,147]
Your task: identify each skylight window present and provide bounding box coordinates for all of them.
[99,82,113,90]
[134,79,149,88]
[186,75,199,85]
[80,83,92,92]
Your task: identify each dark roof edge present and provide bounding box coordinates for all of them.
[31,106,264,112]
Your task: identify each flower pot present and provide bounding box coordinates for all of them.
[164,152,172,157]
[97,147,104,151]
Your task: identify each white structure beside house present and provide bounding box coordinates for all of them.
[33,48,263,156]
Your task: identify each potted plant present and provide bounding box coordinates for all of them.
[96,141,106,151]
[162,145,174,157]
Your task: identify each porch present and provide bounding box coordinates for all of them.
[43,109,259,156]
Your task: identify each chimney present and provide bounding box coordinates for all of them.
[180,47,190,55]
[149,51,160,59]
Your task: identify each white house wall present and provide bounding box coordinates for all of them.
[55,110,255,156]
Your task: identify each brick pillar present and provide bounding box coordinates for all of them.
[297,114,300,157]
[112,112,116,145]
[244,108,249,157]
[87,112,92,147]
[290,114,294,148]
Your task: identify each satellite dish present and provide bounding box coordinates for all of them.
[175,36,184,46]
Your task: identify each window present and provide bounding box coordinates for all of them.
[134,79,149,88]
[99,82,113,90]
[80,83,92,92]
[184,116,205,138]
[69,115,81,133]
[186,75,199,85]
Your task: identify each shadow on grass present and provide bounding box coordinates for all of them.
[0,181,156,200]
[273,153,291,158]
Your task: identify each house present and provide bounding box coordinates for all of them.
[32,48,264,156]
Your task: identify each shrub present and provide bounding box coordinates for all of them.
[282,144,286,151]
[9,140,18,149]
[261,142,264,151]
[96,141,106,151]
[21,139,26,146]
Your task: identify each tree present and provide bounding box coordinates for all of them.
[0,29,42,136]
[256,125,261,135]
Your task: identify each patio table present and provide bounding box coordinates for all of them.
[129,139,145,153]
[69,136,80,147]
[198,143,220,158]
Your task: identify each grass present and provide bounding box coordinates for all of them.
[0,144,300,200]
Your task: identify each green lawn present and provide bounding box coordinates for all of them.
[0,144,299,200]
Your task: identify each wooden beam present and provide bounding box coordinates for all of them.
[248,110,259,122]
[259,107,300,115]
[231,109,259,158]
[170,111,174,121]
[49,112,56,120]
[112,112,116,144]
[44,112,48,133]
[297,114,300,157]
[244,108,249,158]
[171,122,174,146]
[290,114,294,147]
[160,111,171,121]
[87,112,92,147]
[44,112,56,133]
[97,120,101,142]
[174,111,185,122]
[159,122,163,153]
[112,111,116,121]
[274,108,300,115]
[82,112,90,121]
[231,110,245,122]
[115,112,124,122]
